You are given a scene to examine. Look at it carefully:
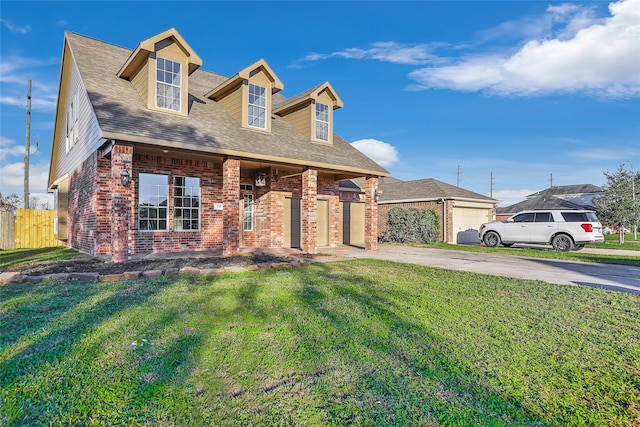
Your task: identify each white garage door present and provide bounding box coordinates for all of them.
[452,207,491,243]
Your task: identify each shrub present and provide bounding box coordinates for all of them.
[381,207,440,244]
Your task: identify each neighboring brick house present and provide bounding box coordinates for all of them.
[496,184,603,221]
[342,177,498,244]
[48,29,388,262]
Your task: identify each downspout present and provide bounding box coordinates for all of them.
[440,198,447,243]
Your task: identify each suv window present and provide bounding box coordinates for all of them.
[513,213,534,222]
[562,212,591,222]
[534,212,553,222]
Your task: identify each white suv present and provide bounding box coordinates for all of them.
[479,210,605,251]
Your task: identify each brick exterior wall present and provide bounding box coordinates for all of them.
[111,145,134,262]
[222,157,240,256]
[67,147,364,261]
[365,177,379,250]
[378,200,449,243]
[301,169,318,253]
[67,150,112,258]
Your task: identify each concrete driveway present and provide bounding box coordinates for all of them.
[322,244,640,295]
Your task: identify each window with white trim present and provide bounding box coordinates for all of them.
[138,173,169,231]
[243,193,254,231]
[248,83,266,129]
[174,176,200,231]
[315,102,329,141]
[156,57,181,112]
[65,91,79,152]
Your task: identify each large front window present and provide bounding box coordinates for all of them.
[138,173,169,231]
[315,102,329,141]
[156,57,181,112]
[243,193,254,231]
[174,176,200,231]
[248,83,266,129]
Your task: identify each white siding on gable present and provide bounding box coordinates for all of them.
[51,56,103,183]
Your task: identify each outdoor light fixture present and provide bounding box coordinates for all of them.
[120,164,132,188]
[374,189,381,202]
[255,172,267,187]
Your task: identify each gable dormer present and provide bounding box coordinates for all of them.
[117,28,202,117]
[273,82,343,144]
[205,59,283,133]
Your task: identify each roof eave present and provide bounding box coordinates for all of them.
[102,130,389,177]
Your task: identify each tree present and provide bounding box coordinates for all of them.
[595,164,640,243]
[0,193,22,212]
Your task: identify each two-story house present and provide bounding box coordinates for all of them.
[48,28,388,262]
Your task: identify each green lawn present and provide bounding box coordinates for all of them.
[1,260,638,426]
[428,242,640,267]
[0,247,90,271]
[601,233,640,250]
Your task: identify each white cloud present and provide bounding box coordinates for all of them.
[409,0,640,97]
[569,147,640,162]
[0,160,50,195]
[0,55,59,111]
[351,138,400,167]
[295,42,445,67]
[0,19,31,34]
[0,135,39,161]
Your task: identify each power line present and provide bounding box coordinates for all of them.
[24,78,32,208]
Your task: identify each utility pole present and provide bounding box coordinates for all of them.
[490,171,494,199]
[627,160,637,241]
[549,173,553,188]
[24,78,32,209]
[456,165,462,187]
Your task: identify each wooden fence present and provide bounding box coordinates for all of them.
[0,209,63,249]
[0,211,15,249]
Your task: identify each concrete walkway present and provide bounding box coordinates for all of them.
[321,244,640,295]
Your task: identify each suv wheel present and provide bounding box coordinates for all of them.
[552,234,574,251]
[483,231,501,247]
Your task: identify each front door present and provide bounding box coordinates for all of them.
[317,199,330,247]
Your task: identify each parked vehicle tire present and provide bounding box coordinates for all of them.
[483,231,501,247]
[573,244,585,251]
[552,234,574,251]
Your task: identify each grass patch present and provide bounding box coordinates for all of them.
[0,247,88,271]
[601,234,640,251]
[428,243,640,267]
[1,260,638,426]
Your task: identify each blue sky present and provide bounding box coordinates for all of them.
[1,0,639,207]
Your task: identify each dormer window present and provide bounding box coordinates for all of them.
[206,59,283,133]
[273,81,343,145]
[156,57,181,112]
[315,102,329,141]
[248,83,267,129]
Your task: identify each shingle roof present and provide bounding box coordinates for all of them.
[378,178,495,203]
[341,177,496,203]
[526,184,602,198]
[496,196,585,214]
[498,184,603,214]
[66,32,387,176]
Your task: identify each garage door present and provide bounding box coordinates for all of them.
[341,201,365,246]
[452,207,491,243]
[317,199,330,247]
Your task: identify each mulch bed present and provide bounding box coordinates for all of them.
[7,254,297,276]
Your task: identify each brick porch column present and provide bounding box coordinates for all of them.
[222,157,240,256]
[111,144,133,262]
[365,176,379,251]
[301,168,318,253]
